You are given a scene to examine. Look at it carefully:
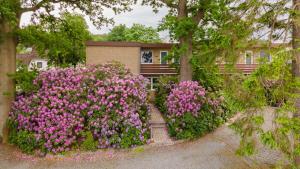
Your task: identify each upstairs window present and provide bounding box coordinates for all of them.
[160,51,168,64]
[141,50,153,64]
[260,50,271,62]
[245,51,253,64]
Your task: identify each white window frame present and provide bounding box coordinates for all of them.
[160,51,168,64]
[147,77,158,91]
[244,50,253,64]
[260,50,272,62]
[141,50,153,64]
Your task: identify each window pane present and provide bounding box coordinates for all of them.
[37,62,43,68]
[141,51,153,63]
[160,51,168,64]
[245,51,252,64]
[260,50,271,62]
[146,78,151,90]
[152,78,159,90]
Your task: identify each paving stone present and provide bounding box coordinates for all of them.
[149,104,174,145]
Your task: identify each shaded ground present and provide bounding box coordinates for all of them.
[0,108,281,169]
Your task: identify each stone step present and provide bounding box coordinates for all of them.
[151,124,166,128]
[149,104,174,145]
[151,127,173,145]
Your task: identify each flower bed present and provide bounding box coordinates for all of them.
[8,64,150,154]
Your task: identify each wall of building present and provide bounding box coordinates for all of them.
[86,46,141,74]
[234,48,275,64]
[28,59,48,71]
[142,48,171,64]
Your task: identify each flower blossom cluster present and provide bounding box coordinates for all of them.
[166,81,206,117]
[9,64,150,153]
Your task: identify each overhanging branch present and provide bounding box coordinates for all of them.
[20,0,59,13]
[159,0,177,8]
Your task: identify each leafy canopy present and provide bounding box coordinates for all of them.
[106,24,162,43]
[18,13,91,67]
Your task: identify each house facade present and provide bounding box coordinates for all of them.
[218,43,291,74]
[86,41,289,89]
[86,41,177,90]
[17,49,48,71]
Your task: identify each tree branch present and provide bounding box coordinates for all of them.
[21,0,58,13]
[159,0,177,8]
[193,9,204,23]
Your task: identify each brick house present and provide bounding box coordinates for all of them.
[86,41,177,90]
[17,49,48,71]
[86,41,290,89]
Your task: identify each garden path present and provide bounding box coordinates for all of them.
[149,104,174,145]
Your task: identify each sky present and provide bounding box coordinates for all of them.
[20,3,169,41]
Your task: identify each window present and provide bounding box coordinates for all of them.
[172,57,180,64]
[141,50,153,64]
[245,51,253,64]
[37,62,43,68]
[152,78,158,90]
[260,50,271,62]
[147,77,159,90]
[160,51,168,64]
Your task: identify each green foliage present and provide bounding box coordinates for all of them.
[7,120,37,154]
[80,131,98,151]
[18,13,92,67]
[192,59,223,91]
[107,24,127,41]
[91,34,108,41]
[0,0,18,27]
[106,24,161,43]
[10,61,38,93]
[154,76,179,114]
[230,50,300,168]
[167,107,224,140]
[155,76,231,140]
[120,126,147,148]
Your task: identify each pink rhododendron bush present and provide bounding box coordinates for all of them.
[8,64,150,154]
[165,81,225,139]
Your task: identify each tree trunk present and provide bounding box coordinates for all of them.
[178,0,193,81]
[179,37,193,81]
[292,0,300,166]
[0,21,17,143]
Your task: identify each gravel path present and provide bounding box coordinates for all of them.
[0,108,281,169]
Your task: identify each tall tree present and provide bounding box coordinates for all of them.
[143,0,208,81]
[292,0,300,165]
[0,0,135,143]
[19,13,92,67]
[107,24,127,41]
[106,23,161,43]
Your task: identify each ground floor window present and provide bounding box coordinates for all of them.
[245,50,253,64]
[260,50,272,62]
[37,62,43,68]
[147,77,159,90]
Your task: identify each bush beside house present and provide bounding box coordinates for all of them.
[155,76,234,140]
[8,63,150,154]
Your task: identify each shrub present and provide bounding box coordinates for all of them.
[9,63,150,154]
[9,61,39,93]
[167,81,206,116]
[154,76,178,114]
[165,81,225,139]
[80,131,98,151]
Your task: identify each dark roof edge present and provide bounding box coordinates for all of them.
[86,41,175,48]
